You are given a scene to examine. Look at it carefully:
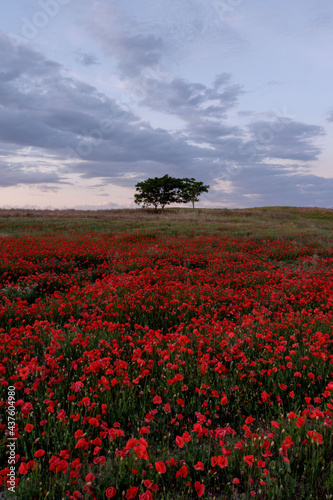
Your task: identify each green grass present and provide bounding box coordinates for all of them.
[0,207,332,247]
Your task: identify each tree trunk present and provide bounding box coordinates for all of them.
[192,201,195,212]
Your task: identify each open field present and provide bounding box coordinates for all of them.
[0,208,332,499]
[0,207,333,242]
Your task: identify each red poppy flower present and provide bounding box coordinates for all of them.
[282,436,294,449]
[165,457,177,466]
[34,450,45,458]
[193,461,204,471]
[194,481,205,497]
[175,465,188,478]
[139,491,153,500]
[71,492,82,499]
[307,430,323,445]
[126,486,139,499]
[176,435,185,448]
[296,416,305,428]
[105,486,117,498]
[155,461,166,473]
[19,463,29,474]
[217,455,228,468]
[243,455,255,466]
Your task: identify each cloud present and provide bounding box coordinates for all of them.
[247,120,325,162]
[266,80,285,87]
[85,0,247,78]
[139,75,244,122]
[94,29,164,77]
[116,33,164,77]
[207,163,333,208]
[83,1,165,77]
[67,201,126,210]
[184,120,241,142]
[0,161,63,187]
[0,28,330,207]
[74,51,100,66]
[0,32,215,186]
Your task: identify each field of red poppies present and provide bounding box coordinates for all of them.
[1,228,332,499]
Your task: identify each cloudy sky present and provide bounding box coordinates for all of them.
[1,0,333,209]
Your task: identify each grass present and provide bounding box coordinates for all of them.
[0,207,332,244]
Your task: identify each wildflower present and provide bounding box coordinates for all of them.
[155,461,166,473]
[126,486,139,499]
[243,455,255,466]
[175,465,188,478]
[296,416,305,428]
[34,450,45,458]
[105,487,117,498]
[70,381,84,392]
[139,492,153,500]
[193,461,204,471]
[307,430,323,445]
[194,481,205,497]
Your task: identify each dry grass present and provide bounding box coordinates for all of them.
[1,206,332,220]
[0,207,332,245]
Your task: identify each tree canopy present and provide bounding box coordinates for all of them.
[134,175,209,212]
[180,177,210,211]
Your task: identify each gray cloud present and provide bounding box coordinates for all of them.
[116,33,164,77]
[0,29,330,207]
[139,75,244,122]
[0,32,215,185]
[208,164,333,208]
[184,121,242,141]
[247,120,325,161]
[74,51,100,66]
[0,161,63,187]
[85,0,248,79]
[84,2,164,77]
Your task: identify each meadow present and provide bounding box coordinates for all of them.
[0,207,332,499]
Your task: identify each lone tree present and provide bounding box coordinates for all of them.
[134,175,210,212]
[134,174,183,213]
[180,177,210,211]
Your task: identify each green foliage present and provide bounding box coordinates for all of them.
[179,177,210,210]
[134,174,184,212]
[134,175,209,212]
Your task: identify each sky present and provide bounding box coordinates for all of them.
[1,0,333,209]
